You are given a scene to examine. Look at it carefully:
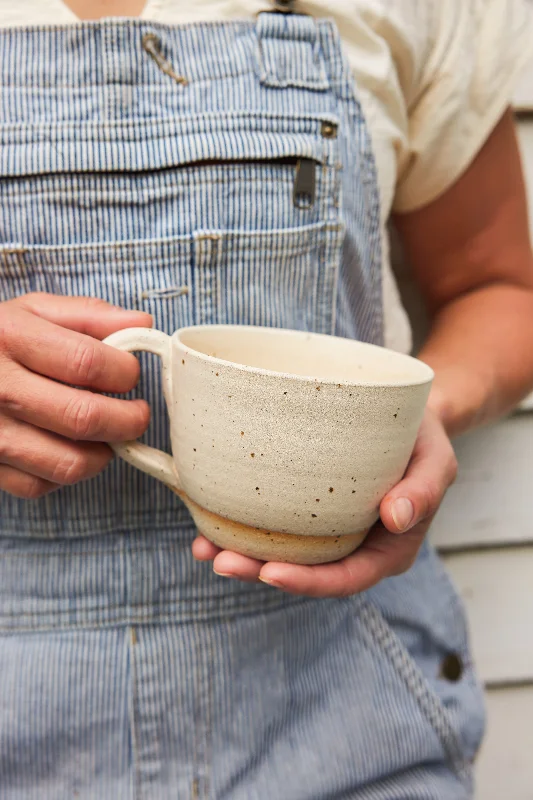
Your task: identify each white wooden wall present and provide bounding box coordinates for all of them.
[418,81,533,796]
[430,415,533,798]
[431,104,533,792]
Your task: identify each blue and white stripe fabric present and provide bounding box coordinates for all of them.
[0,12,484,798]
[0,14,381,539]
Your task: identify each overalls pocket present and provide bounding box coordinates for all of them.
[0,112,344,336]
[191,221,343,331]
[363,542,487,785]
[0,112,345,538]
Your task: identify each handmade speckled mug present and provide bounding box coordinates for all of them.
[103,325,433,565]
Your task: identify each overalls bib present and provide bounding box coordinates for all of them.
[0,9,485,799]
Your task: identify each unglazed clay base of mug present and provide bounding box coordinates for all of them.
[173,489,369,565]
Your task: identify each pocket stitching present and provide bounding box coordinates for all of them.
[358,598,471,784]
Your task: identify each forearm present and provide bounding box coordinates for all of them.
[418,282,533,438]
[392,111,533,438]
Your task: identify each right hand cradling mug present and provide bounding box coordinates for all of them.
[103,324,433,565]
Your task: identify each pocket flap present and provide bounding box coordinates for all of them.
[0,112,337,176]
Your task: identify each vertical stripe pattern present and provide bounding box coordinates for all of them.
[0,12,483,800]
[0,15,381,540]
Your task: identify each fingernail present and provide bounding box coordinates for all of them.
[259,576,284,589]
[390,497,415,532]
[213,569,236,579]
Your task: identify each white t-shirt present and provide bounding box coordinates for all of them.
[2,0,533,352]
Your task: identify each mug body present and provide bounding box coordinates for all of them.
[168,326,433,538]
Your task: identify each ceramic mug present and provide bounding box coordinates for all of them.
[103,325,433,564]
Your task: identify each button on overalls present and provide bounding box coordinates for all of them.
[0,7,485,798]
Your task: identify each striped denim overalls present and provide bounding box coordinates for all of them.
[0,9,485,799]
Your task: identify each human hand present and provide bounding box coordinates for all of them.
[0,293,152,499]
[192,407,457,597]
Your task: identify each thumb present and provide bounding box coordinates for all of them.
[17,293,152,340]
[380,409,457,534]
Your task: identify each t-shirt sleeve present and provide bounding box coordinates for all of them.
[392,0,533,213]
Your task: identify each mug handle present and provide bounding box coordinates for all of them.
[102,328,181,492]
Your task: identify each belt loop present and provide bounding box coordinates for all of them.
[256,13,329,91]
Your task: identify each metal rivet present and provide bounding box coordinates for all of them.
[321,121,338,139]
[142,32,160,50]
[440,653,463,682]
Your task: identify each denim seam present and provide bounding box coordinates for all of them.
[358,599,472,785]
[0,596,312,632]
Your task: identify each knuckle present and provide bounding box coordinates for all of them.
[83,296,109,313]
[339,565,357,597]
[50,451,90,485]
[69,339,102,384]
[0,365,18,410]
[420,479,443,518]
[21,476,51,500]
[134,401,150,431]
[445,452,459,486]
[0,417,8,458]
[0,415,18,461]
[0,312,19,351]
[64,395,103,439]
[18,292,45,306]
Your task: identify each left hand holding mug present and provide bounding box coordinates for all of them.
[192,407,458,597]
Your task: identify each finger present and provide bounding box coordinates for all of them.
[0,463,58,499]
[15,293,152,340]
[2,367,150,442]
[380,412,457,533]
[2,306,146,393]
[191,535,222,561]
[259,523,427,597]
[0,415,112,484]
[212,550,264,583]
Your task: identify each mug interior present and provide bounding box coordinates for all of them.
[176,325,433,387]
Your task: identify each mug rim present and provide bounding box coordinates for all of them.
[172,324,434,388]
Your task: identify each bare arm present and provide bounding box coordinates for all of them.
[395,109,533,437]
[194,109,533,595]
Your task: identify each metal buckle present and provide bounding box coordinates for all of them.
[273,0,295,11]
[256,0,299,15]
